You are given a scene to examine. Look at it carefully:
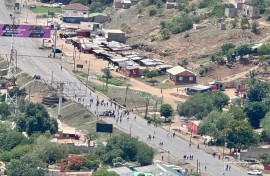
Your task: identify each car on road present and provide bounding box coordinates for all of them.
[247,170,263,175]
[33,75,41,80]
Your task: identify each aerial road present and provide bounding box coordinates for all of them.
[0,1,247,176]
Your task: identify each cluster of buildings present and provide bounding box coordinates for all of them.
[225,0,260,19]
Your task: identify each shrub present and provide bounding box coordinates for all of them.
[160,28,170,40]
[149,8,157,16]
[183,32,190,38]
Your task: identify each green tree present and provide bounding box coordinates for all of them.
[240,17,250,29]
[247,80,268,102]
[259,153,270,165]
[211,91,229,111]
[178,91,229,118]
[16,102,58,135]
[224,120,259,151]
[258,44,270,55]
[89,2,103,13]
[92,167,118,176]
[230,18,238,28]
[7,154,48,176]
[221,43,235,55]
[96,134,154,166]
[199,111,234,140]
[244,101,269,128]
[261,112,270,137]
[102,68,111,79]
[0,102,11,119]
[236,45,252,60]
[87,130,99,141]
[84,153,100,170]
[248,0,268,9]
[228,106,245,120]
[135,142,154,166]
[160,104,173,120]
[33,136,68,164]
[178,93,214,119]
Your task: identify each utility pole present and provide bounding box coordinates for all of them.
[51,71,54,87]
[25,6,29,23]
[58,82,64,118]
[28,85,31,101]
[124,85,129,107]
[8,15,17,78]
[144,97,149,119]
[87,61,90,82]
[105,61,109,91]
[154,99,158,127]
[53,27,57,58]
[73,46,76,71]
[130,124,132,136]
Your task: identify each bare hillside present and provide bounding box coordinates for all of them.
[104,4,270,65]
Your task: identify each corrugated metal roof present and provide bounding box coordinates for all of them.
[63,3,89,11]
[167,66,194,75]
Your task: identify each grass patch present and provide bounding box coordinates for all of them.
[73,70,88,78]
[96,75,128,86]
[30,6,62,14]
[86,81,161,112]
[136,74,177,89]
[49,101,123,142]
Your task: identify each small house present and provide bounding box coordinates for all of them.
[119,66,140,77]
[122,0,132,9]
[167,66,196,84]
[241,4,260,19]
[113,0,123,8]
[88,13,110,23]
[225,8,237,18]
[103,29,126,43]
[80,22,102,32]
[54,120,78,139]
[62,3,89,23]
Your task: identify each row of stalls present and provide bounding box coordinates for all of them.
[63,35,173,77]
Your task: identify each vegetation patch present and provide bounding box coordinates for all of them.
[30,6,62,13]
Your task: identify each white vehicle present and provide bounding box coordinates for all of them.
[60,24,66,30]
[51,3,60,8]
[247,170,263,175]
[102,66,114,70]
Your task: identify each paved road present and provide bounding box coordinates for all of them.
[0,2,247,176]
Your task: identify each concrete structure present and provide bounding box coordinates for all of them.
[167,66,196,84]
[113,0,124,8]
[62,3,89,23]
[242,4,260,19]
[54,119,77,139]
[225,7,237,17]
[80,22,102,32]
[103,29,126,42]
[228,0,249,10]
[122,0,132,9]
[166,2,177,9]
[88,13,110,23]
